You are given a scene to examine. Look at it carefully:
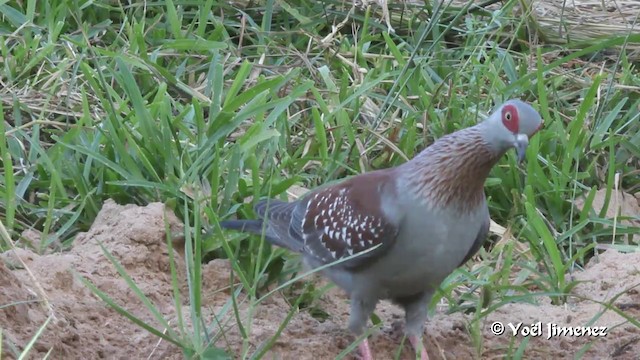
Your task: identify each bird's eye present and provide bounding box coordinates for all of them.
[505,111,512,121]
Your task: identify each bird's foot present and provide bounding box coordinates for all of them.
[408,335,429,360]
[357,338,374,360]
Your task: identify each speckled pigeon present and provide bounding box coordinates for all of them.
[220,99,543,360]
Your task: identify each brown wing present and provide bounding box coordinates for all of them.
[289,172,401,270]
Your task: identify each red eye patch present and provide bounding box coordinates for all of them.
[501,104,519,133]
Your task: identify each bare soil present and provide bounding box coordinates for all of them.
[1,200,639,359]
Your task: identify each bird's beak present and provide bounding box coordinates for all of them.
[514,134,529,163]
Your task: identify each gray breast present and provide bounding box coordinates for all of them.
[363,201,486,299]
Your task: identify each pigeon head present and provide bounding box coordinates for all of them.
[481,99,543,162]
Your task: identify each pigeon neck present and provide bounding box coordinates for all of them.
[403,126,504,213]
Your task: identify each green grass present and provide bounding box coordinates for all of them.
[1,0,640,358]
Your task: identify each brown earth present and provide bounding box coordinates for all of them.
[1,200,639,359]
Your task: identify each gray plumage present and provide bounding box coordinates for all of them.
[220,99,543,360]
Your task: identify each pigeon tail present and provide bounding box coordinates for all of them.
[219,219,297,251]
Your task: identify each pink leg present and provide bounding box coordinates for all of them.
[358,338,374,360]
[408,335,429,360]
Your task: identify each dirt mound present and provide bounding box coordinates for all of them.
[1,201,639,359]
[0,200,185,359]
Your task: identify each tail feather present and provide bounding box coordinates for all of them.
[219,219,299,252]
[219,219,266,235]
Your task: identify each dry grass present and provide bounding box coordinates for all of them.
[526,0,640,56]
[377,0,640,58]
